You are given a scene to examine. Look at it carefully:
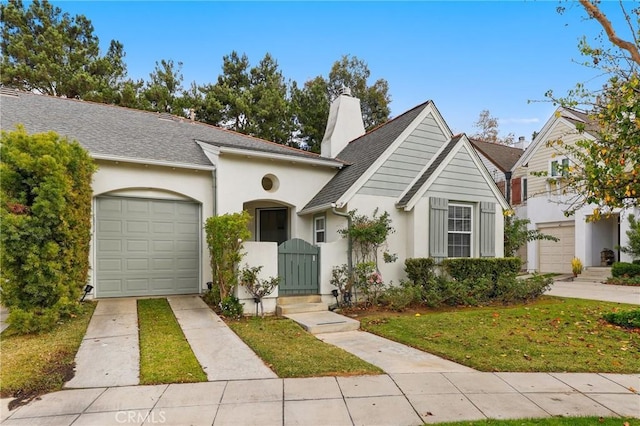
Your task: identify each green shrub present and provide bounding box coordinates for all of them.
[404,258,436,286]
[493,274,553,303]
[633,259,640,265]
[220,295,244,318]
[204,211,251,301]
[1,127,96,334]
[603,309,640,328]
[441,258,522,283]
[380,281,423,311]
[611,262,640,278]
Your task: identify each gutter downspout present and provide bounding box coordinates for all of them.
[331,204,353,281]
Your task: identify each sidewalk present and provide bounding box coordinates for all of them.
[546,279,640,305]
[2,295,639,425]
[2,372,638,425]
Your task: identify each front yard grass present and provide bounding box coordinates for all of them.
[0,302,96,405]
[137,298,207,384]
[227,316,383,377]
[359,296,639,373]
[433,417,637,425]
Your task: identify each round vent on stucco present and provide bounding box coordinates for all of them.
[261,174,279,192]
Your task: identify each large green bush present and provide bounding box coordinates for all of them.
[441,258,522,283]
[1,127,96,333]
[611,262,640,278]
[204,211,251,302]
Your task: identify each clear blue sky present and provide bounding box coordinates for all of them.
[53,1,631,143]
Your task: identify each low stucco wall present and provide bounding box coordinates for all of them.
[239,241,279,314]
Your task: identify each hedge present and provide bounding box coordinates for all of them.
[441,257,522,283]
[611,262,640,278]
[0,127,96,333]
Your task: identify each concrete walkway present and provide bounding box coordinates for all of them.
[65,298,139,388]
[167,295,276,381]
[2,373,638,425]
[318,330,475,374]
[546,280,640,305]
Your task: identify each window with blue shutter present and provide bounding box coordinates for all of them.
[429,197,448,259]
[479,202,496,257]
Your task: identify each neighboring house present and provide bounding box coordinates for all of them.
[1,88,508,313]
[469,138,525,206]
[511,106,638,274]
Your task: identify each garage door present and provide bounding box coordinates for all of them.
[538,223,575,274]
[95,197,200,297]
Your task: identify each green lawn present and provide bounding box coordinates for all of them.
[432,418,638,426]
[0,302,96,405]
[359,296,639,373]
[137,298,207,384]
[227,316,382,377]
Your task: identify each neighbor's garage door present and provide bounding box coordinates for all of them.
[538,223,575,274]
[95,197,200,297]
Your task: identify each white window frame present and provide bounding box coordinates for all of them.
[447,203,473,258]
[549,157,570,178]
[313,214,326,244]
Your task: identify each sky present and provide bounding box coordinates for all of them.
[51,1,633,145]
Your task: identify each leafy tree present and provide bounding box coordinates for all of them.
[327,55,391,131]
[140,59,184,113]
[294,55,391,151]
[0,127,96,333]
[200,51,252,131]
[545,1,639,218]
[1,0,126,100]
[291,77,329,152]
[247,53,294,145]
[503,212,559,257]
[472,110,515,145]
[620,214,640,260]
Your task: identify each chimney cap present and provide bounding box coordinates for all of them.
[339,85,352,97]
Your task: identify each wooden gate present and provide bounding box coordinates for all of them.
[278,239,319,295]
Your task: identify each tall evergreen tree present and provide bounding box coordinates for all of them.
[291,77,330,152]
[141,59,184,113]
[1,0,126,99]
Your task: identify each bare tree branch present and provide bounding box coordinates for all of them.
[579,0,640,66]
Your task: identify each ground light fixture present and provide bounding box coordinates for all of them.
[80,284,93,302]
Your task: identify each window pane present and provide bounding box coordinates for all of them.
[316,231,325,243]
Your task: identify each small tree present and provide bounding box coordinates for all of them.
[339,208,395,268]
[620,214,640,260]
[503,211,559,257]
[239,265,279,317]
[204,211,251,302]
[1,126,96,333]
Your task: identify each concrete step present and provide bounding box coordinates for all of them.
[284,311,360,334]
[277,295,322,305]
[276,302,328,316]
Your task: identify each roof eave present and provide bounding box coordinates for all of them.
[92,153,215,171]
[211,145,344,168]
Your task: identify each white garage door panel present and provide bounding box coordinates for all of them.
[538,224,575,274]
[96,197,200,298]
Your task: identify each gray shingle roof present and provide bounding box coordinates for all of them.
[397,134,463,208]
[0,91,339,168]
[469,138,524,172]
[302,100,432,211]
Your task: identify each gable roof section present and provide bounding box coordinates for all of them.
[0,90,341,169]
[396,135,462,207]
[397,134,510,210]
[301,100,447,213]
[513,106,597,171]
[469,138,524,172]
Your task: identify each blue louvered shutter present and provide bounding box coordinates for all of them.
[429,197,448,259]
[480,202,496,257]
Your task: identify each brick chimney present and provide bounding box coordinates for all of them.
[320,87,366,158]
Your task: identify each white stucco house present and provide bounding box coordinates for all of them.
[511,106,639,273]
[1,88,509,313]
